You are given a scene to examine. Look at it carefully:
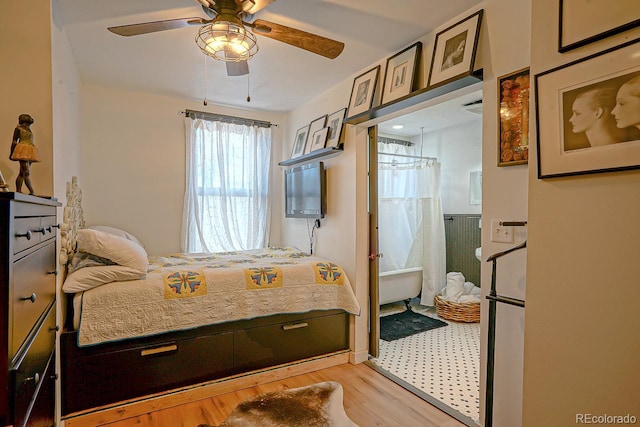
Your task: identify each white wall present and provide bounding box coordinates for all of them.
[523,2,640,426]
[79,85,286,255]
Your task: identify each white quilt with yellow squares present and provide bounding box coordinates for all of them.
[77,247,361,347]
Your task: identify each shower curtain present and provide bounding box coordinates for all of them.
[378,154,446,306]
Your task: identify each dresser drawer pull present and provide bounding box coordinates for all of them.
[16,230,32,240]
[282,322,309,331]
[47,270,58,276]
[24,372,41,384]
[141,344,178,357]
[50,325,60,332]
[20,293,37,303]
[34,227,47,235]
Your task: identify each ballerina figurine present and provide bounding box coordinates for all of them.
[10,114,40,195]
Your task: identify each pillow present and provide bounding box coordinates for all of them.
[88,225,144,248]
[76,228,148,272]
[62,265,145,293]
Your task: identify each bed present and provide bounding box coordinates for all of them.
[58,179,360,415]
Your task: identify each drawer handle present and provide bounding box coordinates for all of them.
[34,227,47,235]
[47,270,58,276]
[50,325,60,332]
[20,293,37,303]
[141,344,178,357]
[16,230,32,240]
[51,223,61,229]
[282,322,309,331]
[24,372,41,384]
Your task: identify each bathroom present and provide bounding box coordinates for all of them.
[370,88,483,425]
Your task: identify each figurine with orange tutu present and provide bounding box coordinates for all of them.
[9,114,40,195]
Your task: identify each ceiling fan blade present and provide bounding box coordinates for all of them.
[108,17,209,37]
[226,60,250,76]
[236,0,276,14]
[251,19,344,59]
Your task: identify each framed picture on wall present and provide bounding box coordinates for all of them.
[326,108,347,148]
[304,115,327,154]
[558,0,640,52]
[535,39,640,178]
[498,68,530,167]
[309,127,330,152]
[381,42,422,105]
[427,10,483,89]
[290,125,310,158]
[346,65,380,118]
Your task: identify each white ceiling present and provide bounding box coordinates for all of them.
[55,0,483,112]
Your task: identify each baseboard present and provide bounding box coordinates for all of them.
[349,349,369,364]
[62,351,349,427]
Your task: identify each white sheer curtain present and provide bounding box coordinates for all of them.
[378,149,446,306]
[182,117,272,253]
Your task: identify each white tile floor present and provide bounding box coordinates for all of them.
[371,301,480,423]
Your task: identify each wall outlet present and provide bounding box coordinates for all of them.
[491,219,514,243]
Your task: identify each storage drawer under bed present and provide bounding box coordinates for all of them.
[61,330,234,414]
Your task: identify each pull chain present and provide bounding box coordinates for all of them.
[246,72,251,103]
[203,55,208,106]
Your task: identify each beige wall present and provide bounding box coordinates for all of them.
[79,84,286,255]
[523,2,640,426]
[0,0,53,196]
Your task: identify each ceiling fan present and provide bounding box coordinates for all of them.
[107,0,345,77]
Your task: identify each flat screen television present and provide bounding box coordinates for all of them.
[285,162,326,219]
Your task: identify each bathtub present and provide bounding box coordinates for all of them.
[379,267,423,305]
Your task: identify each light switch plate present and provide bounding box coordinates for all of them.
[491,219,514,243]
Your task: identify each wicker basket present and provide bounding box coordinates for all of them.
[434,294,480,323]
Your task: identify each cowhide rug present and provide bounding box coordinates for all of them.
[199,381,358,427]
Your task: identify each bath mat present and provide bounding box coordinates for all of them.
[380,310,447,341]
[198,381,358,427]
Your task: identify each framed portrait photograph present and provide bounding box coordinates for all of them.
[290,125,310,159]
[535,39,640,179]
[326,108,347,148]
[498,68,531,167]
[427,10,483,89]
[304,115,327,154]
[346,65,381,118]
[309,127,330,152]
[559,0,640,52]
[381,42,422,104]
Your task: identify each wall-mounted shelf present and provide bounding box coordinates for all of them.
[345,70,483,125]
[278,146,343,167]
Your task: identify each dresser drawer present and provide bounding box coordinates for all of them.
[11,242,56,356]
[234,312,348,372]
[13,217,43,254]
[11,305,56,427]
[62,331,234,414]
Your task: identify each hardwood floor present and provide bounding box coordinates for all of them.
[98,363,466,427]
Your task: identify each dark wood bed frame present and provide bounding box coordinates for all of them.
[58,178,352,416]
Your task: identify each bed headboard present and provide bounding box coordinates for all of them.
[59,176,85,270]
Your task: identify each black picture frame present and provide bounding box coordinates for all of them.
[535,38,640,178]
[381,42,422,105]
[558,0,640,53]
[290,125,310,159]
[346,65,381,118]
[304,115,327,154]
[326,108,347,148]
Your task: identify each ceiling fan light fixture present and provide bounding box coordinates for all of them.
[195,20,258,62]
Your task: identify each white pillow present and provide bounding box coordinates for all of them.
[76,228,148,272]
[88,225,144,248]
[62,265,145,293]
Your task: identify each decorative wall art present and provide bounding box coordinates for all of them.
[381,42,422,105]
[558,0,640,52]
[427,10,483,89]
[535,39,640,178]
[305,115,327,154]
[290,125,310,158]
[346,65,380,118]
[498,68,530,166]
[326,108,346,148]
[309,127,330,152]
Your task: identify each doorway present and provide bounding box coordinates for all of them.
[366,88,483,426]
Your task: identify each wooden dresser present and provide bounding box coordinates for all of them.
[1,193,60,427]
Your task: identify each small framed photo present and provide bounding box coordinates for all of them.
[346,65,381,118]
[326,108,346,148]
[381,42,422,105]
[309,127,330,152]
[559,0,640,52]
[304,115,327,154]
[535,39,640,178]
[427,10,483,89]
[290,125,310,158]
[498,68,531,167]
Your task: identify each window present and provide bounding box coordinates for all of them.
[182,115,272,252]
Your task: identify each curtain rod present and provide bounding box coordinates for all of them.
[379,136,413,146]
[182,109,277,128]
